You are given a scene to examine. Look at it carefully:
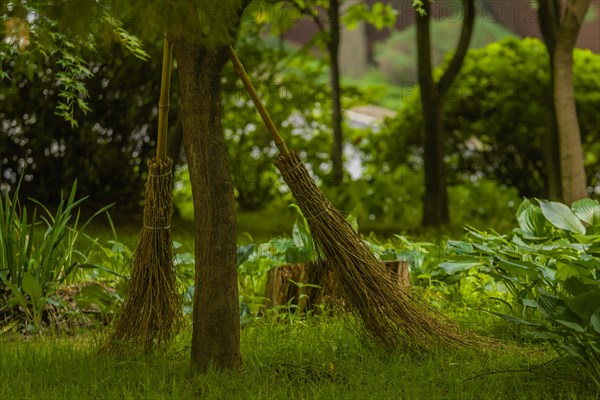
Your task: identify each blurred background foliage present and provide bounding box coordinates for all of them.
[1,2,599,237]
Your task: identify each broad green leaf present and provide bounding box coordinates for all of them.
[346,209,359,234]
[285,246,312,264]
[237,244,256,266]
[568,291,600,321]
[22,272,43,303]
[524,331,561,341]
[537,292,563,317]
[447,240,474,255]
[556,261,589,282]
[572,198,600,234]
[292,219,312,250]
[5,281,28,309]
[591,308,600,333]
[555,319,585,333]
[496,257,545,280]
[563,276,591,297]
[486,311,544,327]
[522,298,538,308]
[78,284,111,303]
[515,199,547,238]
[538,199,586,235]
[438,262,480,275]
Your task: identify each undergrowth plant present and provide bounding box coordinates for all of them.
[441,198,600,387]
[0,179,112,332]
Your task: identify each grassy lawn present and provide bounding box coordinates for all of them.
[5,203,599,399]
[0,316,594,400]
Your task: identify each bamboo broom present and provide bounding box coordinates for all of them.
[105,33,180,353]
[229,45,468,351]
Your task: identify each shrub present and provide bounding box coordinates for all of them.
[378,37,600,198]
[441,198,600,387]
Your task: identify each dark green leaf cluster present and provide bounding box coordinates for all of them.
[442,198,600,387]
[378,37,600,198]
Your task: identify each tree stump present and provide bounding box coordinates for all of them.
[262,260,410,313]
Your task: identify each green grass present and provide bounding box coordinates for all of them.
[0,316,596,400]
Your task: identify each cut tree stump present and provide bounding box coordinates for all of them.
[262,260,410,313]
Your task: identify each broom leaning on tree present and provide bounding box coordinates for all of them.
[229,45,471,352]
[104,33,180,353]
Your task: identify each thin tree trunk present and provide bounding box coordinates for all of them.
[553,0,590,204]
[328,0,344,185]
[417,1,448,226]
[544,68,563,200]
[173,40,241,371]
[416,0,474,227]
[538,0,563,200]
[422,97,449,226]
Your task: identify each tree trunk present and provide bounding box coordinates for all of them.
[328,0,344,185]
[544,68,564,201]
[416,1,448,226]
[421,98,449,226]
[553,0,590,204]
[538,0,563,201]
[173,40,241,371]
[416,0,474,227]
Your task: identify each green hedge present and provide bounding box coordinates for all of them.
[375,37,600,198]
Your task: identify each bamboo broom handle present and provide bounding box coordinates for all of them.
[228,45,290,156]
[156,32,173,161]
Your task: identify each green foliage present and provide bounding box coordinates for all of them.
[220,19,337,210]
[448,179,519,231]
[1,34,166,209]
[1,2,150,127]
[441,198,600,387]
[236,205,317,312]
[342,2,397,31]
[0,180,112,331]
[379,37,600,198]
[375,10,516,84]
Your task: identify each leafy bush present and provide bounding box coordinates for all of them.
[325,163,520,233]
[441,198,600,387]
[379,37,600,198]
[448,179,519,231]
[0,36,164,210]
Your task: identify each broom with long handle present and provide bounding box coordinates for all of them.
[105,33,180,353]
[229,45,468,351]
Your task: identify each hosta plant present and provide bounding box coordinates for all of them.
[440,198,600,387]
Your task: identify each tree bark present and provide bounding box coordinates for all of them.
[416,0,474,227]
[328,0,344,185]
[538,0,563,200]
[552,0,590,204]
[173,40,241,371]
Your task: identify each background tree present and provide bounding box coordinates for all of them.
[538,1,563,201]
[286,0,395,185]
[287,0,344,185]
[0,2,155,209]
[375,38,599,201]
[537,0,591,204]
[414,0,475,226]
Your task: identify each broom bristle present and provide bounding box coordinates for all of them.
[104,157,180,353]
[274,151,469,351]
